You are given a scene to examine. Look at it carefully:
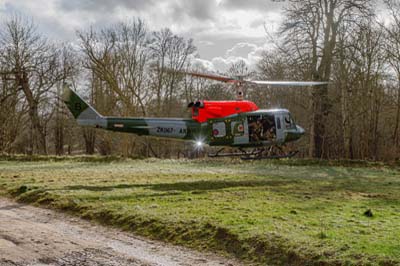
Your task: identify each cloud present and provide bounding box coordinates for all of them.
[192,57,216,72]
[0,0,284,42]
[0,0,282,73]
[0,0,79,40]
[58,0,154,13]
[198,40,214,46]
[171,0,218,21]
[194,42,270,72]
[212,57,242,72]
[226,42,258,57]
[220,0,285,11]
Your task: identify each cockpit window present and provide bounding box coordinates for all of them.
[284,114,296,129]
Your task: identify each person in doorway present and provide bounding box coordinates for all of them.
[249,118,262,142]
[265,126,276,141]
[261,117,275,140]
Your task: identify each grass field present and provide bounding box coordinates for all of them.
[0,156,399,265]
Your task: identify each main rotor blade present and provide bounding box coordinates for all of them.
[248,80,329,87]
[171,69,329,87]
[176,70,239,83]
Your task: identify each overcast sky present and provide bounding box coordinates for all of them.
[0,0,389,72]
[0,0,289,72]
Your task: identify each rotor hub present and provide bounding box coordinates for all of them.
[235,82,244,101]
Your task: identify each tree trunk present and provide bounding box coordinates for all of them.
[83,128,96,155]
[54,123,64,156]
[17,71,47,154]
[393,80,400,147]
[54,86,64,156]
[311,86,328,158]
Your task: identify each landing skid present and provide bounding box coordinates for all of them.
[208,146,299,160]
[208,148,258,158]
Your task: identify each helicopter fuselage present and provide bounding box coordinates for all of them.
[103,109,304,147]
[63,87,304,149]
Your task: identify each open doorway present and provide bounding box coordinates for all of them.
[248,114,276,142]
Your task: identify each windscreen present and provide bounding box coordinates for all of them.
[284,113,296,129]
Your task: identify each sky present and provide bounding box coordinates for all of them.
[0,0,287,72]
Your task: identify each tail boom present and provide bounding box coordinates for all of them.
[106,117,202,140]
[63,86,204,141]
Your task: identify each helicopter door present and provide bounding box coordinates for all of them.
[275,114,285,143]
[208,118,234,146]
[231,118,248,145]
[248,114,276,143]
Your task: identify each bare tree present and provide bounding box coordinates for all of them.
[78,19,149,117]
[53,45,79,155]
[0,15,66,154]
[78,20,152,157]
[348,22,385,159]
[280,0,373,158]
[384,0,400,148]
[0,71,25,153]
[149,28,196,116]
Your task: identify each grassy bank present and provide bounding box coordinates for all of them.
[0,157,399,265]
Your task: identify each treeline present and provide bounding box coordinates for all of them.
[1,0,400,160]
[260,0,400,160]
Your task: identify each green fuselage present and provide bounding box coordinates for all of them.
[105,117,204,140]
[63,87,304,148]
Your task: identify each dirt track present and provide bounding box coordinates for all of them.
[0,198,241,266]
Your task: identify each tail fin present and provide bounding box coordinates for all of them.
[62,85,107,128]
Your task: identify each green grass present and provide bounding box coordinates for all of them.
[0,156,399,265]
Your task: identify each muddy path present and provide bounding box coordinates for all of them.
[0,198,242,266]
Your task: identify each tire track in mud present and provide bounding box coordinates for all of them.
[0,198,241,266]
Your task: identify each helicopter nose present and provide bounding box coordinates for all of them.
[284,125,305,142]
[296,125,305,136]
[292,125,305,141]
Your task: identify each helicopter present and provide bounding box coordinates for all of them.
[62,71,328,159]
